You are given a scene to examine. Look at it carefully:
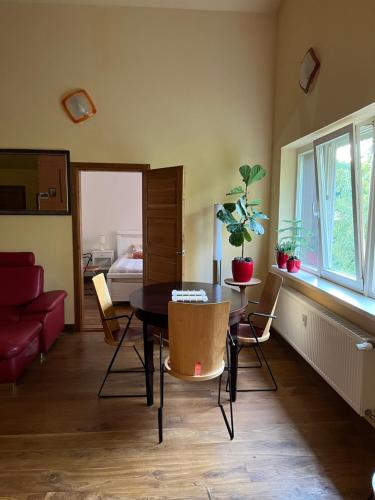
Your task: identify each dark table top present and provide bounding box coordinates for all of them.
[130,281,247,327]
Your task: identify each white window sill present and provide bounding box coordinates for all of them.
[271,265,375,321]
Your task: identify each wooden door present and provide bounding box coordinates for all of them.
[143,166,183,284]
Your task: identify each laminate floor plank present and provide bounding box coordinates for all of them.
[1,303,374,499]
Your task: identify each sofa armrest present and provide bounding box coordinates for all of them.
[22,291,67,314]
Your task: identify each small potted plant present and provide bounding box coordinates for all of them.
[276,219,303,273]
[275,241,290,269]
[217,164,268,282]
[286,255,301,273]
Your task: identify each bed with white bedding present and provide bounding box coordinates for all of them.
[106,230,143,302]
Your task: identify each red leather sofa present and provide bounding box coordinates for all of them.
[0,252,67,384]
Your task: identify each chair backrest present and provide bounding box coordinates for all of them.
[253,272,283,337]
[92,273,120,345]
[168,301,231,379]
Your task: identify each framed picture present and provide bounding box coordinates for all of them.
[299,48,320,94]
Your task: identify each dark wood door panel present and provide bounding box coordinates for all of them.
[147,176,178,209]
[146,218,177,249]
[147,255,177,283]
[143,166,183,285]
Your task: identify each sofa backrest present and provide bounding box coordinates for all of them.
[0,253,44,306]
[0,252,35,267]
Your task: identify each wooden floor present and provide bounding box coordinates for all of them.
[1,305,374,499]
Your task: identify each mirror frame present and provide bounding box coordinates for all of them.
[0,149,71,215]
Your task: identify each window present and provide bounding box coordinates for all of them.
[295,150,319,272]
[295,122,375,296]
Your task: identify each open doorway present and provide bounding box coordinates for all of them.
[72,163,184,331]
[71,163,149,331]
[81,170,143,329]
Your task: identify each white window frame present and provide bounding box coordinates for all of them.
[313,124,363,292]
[357,119,375,298]
[295,147,320,275]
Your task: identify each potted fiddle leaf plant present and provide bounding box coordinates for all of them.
[276,219,303,273]
[217,164,268,282]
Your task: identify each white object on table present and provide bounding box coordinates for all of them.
[172,289,208,302]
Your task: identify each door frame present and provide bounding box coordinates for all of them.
[71,162,150,331]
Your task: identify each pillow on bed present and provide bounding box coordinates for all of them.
[132,250,143,259]
[127,244,143,259]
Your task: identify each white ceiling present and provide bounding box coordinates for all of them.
[0,0,281,14]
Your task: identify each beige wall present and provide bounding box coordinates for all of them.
[0,4,275,323]
[271,0,375,332]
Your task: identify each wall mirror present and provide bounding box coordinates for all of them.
[0,149,70,214]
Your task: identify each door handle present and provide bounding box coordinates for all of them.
[176,250,186,256]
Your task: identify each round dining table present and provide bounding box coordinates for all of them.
[130,281,247,406]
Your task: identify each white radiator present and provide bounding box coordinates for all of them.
[273,286,375,419]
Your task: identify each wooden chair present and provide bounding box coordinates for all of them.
[92,273,145,399]
[158,301,234,443]
[233,272,283,392]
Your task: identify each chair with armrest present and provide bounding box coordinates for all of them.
[234,272,283,392]
[0,252,66,386]
[92,273,145,398]
[158,301,234,443]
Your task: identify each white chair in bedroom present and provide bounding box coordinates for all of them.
[92,273,146,399]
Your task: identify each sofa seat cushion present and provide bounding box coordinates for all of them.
[0,321,42,360]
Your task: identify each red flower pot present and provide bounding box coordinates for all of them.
[276,251,288,269]
[286,258,301,273]
[232,259,254,282]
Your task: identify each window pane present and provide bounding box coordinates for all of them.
[358,124,373,254]
[316,132,357,279]
[296,151,319,270]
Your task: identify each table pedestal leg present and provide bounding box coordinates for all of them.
[143,321,154,406]
[230,323,238,403]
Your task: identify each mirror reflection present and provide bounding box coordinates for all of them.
[0,150,70,214]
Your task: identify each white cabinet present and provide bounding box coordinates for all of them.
[91,250,114,270]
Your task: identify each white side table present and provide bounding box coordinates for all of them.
[91,250,114,271]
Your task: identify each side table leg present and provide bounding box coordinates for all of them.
[230,323,238,403]
[143,320,154,406]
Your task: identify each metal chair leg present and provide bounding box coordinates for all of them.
[225,341,263,392]
[98,311,147,399]
[234,322,277,393]
[218,338,234,440]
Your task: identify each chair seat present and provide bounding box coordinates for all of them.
[164,356,225,382]
[106,326,143,345]
[237,322,270,344]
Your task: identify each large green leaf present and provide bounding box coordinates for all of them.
[248,164,266,184]
[248,219,265,235]
[243,227,252,242]
[229,232,244,247]
[227,223,243,233]
[252,210,269,220]
[223,203,236,213]
[247,199,262,207]
[236,197,248,218]
[226,186,244,196]
[216,208,236,224]
[239,164,251,186]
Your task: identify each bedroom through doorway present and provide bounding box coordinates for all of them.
[71,162,150,332]
[80,170,143,329]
